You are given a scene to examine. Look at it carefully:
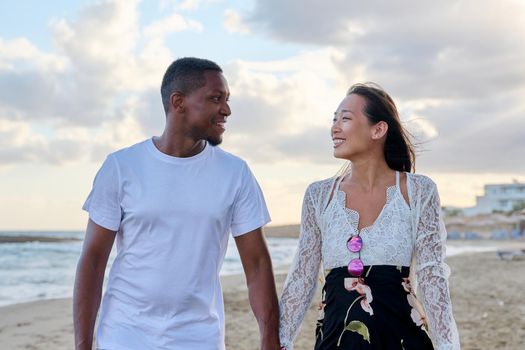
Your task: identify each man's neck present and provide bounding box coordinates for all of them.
[152,134,206,158]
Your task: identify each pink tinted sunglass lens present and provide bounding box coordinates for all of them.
[347,235,363,252]
[348,258,364,277]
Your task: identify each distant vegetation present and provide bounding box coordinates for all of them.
[443,207,464,217]
[512,202,525,212]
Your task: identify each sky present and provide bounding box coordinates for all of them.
[0,0,524,230]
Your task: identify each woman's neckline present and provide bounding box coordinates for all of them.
[338,185,397,233]
[337,171,401,233]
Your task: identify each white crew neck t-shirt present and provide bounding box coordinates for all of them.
[83,138,270,350]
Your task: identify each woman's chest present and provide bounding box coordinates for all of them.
[319,191,414,268]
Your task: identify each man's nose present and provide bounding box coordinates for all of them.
[221,101,231,116]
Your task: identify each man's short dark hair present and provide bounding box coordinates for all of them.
[160,57,223,113]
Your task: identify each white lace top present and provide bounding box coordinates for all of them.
[279,172,460,350]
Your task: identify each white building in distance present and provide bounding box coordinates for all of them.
[464,180,525,216]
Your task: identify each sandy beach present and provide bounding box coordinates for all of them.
[1,240,524,350]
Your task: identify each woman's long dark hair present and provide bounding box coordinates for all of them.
[347,83,415,172]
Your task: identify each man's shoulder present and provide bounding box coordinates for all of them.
[109,139,150,160]
[211,146,247,167]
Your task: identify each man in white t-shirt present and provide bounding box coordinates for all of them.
[73,57,281,350]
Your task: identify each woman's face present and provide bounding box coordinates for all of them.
[331,93,375,160]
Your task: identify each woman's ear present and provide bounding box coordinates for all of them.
[372,121,388,140]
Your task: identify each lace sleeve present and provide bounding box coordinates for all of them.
[415,182,460,350]
[279,185,322,350]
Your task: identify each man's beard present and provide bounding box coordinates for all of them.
[206,136,222,146]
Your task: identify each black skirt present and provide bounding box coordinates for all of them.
[314,266,433,350]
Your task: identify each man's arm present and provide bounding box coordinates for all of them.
[235,228,280,350]
[73,219,116,350]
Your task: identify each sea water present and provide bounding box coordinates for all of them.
[0,231,298,307]
[0,231,499,307]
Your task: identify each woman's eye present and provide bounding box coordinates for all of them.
[212,96,221,102]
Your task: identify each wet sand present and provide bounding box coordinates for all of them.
[1,241,524,349]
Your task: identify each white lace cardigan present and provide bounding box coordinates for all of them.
[279,172,460,350]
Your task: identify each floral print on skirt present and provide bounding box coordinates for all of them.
[314,266,433,350]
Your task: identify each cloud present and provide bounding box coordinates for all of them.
[0,0,143,128]
[2,0,523,177]
[124,88,165,138]
[159,0,220,11]
[221,51,346,164]
[224,9,250,34]
[414,91,525,173]
[0,0,204,165]
[245,0,525,98]
[178,0,217,11]
[0,120,45,161]
[143,12,203,38]
[241,0,525,174]
[0,119,86,165]
[0,37,67,71]
[246,0,352,45]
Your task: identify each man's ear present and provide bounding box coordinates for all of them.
[372,121,388,140]
[170,91,185,113]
